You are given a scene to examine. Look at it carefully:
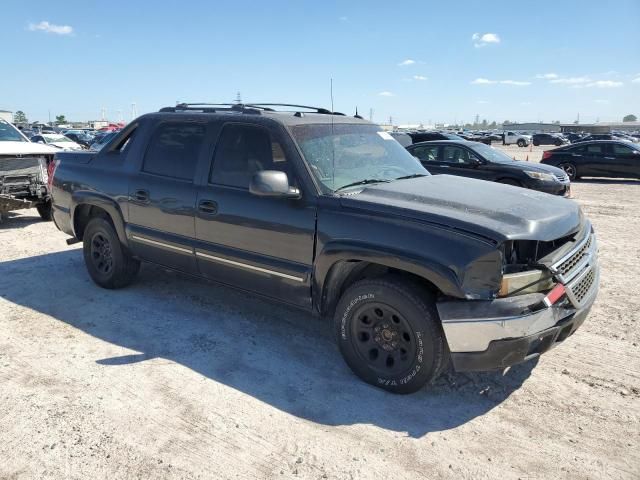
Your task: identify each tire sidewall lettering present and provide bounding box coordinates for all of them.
[340,293,374,340]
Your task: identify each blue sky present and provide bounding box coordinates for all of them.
[2,0,639,125]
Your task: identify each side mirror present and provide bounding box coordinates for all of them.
[470,156,483,166]
[250,170,301,199]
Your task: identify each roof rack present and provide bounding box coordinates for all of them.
[158,103,345,116]
[245,104,345,116]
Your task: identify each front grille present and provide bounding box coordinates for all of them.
[565,267,597,308]
[554,172,569,183]
[556,235,593,279]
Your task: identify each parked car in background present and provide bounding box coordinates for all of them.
[0,119,56,220]
[503,131,531,147]
[89,131,119,151]
[64,132,93,149]
[408,131,464,143]
[562,132,585,143]
[389,131,412,147]
[30,133,84,151]
[50,103,598,393]
[407,140,570,195]
[532,133,568,147]
[574,134,623,143]
[541,141,640,180]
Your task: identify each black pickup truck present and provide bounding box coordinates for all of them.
[50,103,599,393]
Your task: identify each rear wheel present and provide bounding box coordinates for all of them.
[333,277,447,394]
[36,200,52,221]
[83,217,140,289]
[558,162,577,181]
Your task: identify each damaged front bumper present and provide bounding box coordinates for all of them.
[438,229,599,372]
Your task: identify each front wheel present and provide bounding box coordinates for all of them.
[558,162,578,181]
[83,217,140,289]
[333,277,447,394]
[36,200,52,221]
[517,139,526,147]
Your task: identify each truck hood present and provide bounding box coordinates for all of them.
[340,175,582,243]
[0,141,58,155]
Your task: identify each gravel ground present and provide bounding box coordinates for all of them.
[0,168,639,479]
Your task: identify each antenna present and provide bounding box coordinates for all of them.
[330,78,335,191]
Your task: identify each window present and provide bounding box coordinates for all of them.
[411,145,439,162]
[142,122,205,180]
[442,146,472,164]
[586,144,603,155]
[613,144,633,156]
[210,123,290,188]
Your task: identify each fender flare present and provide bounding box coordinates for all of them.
[70,191,128,246]
[313,240,464,315]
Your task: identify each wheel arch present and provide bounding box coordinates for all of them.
[71,192,128,245]
[314,242,464,318]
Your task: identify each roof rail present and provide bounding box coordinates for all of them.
[158,102,346,116]
[246,103,345,116]
[159,103,263,114]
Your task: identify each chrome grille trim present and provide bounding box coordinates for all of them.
[565,264,599,308]
[551,231,596,283]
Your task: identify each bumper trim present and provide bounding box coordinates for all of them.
[450,306,590,372]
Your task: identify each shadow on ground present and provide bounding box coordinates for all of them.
[0,211,44,229]
[0,250,538,438]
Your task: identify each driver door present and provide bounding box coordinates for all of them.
[194,122,316,307]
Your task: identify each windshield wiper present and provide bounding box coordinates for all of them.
[335,178,390,192]
[395,173,427,181]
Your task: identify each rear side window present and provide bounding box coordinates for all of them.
[142,122,205,180]
[586,144,603,154]
[210,123,290,189]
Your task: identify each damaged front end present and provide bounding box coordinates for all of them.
[0,154,52,218]
[438,220,599,371]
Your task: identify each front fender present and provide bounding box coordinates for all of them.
[313,240,466,315]
[70,191,128,246]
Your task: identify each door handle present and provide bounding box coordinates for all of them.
[198,199,218,215]
[133,189,149,202]
[604,157,615,160]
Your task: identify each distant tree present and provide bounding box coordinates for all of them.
[481,119,488,128]
[14,111,27,123]
[623,114,637,122]
[503,120,511,125]
[489,121,497,128]
[552,120,561,124]
[55,114,67,124]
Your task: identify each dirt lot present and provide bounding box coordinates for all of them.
[1,171,639,479]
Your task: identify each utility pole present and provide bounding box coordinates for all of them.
[369,108,373,122]
[389,116,393,126]
[101,107,106,121]
[235,92,242,104]
[131,102,137,120]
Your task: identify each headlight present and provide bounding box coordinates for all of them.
[524,170,556,182]
[499,269,555,297]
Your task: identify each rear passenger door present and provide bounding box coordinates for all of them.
[193,121,316,308]
[580,143,608,176]
[127,121,205,273]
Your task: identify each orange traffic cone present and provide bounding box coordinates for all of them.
[529,143,533,152]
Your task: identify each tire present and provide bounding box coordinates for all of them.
[555,140,562,146]
[36,200,52,221]
[558,162,577,181]
[517,139,526,147]
[83,217,140,289]
[497,178,522,187]
[533,141,539,147]
[333,276,447,394]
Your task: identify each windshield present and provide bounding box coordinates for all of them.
[0,120,27,142]
[291,124,428,192]
[468,142,516,164]
[42,134,73,143]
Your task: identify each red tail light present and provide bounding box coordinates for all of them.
[47,158,59,190]
[542,151,552,161]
